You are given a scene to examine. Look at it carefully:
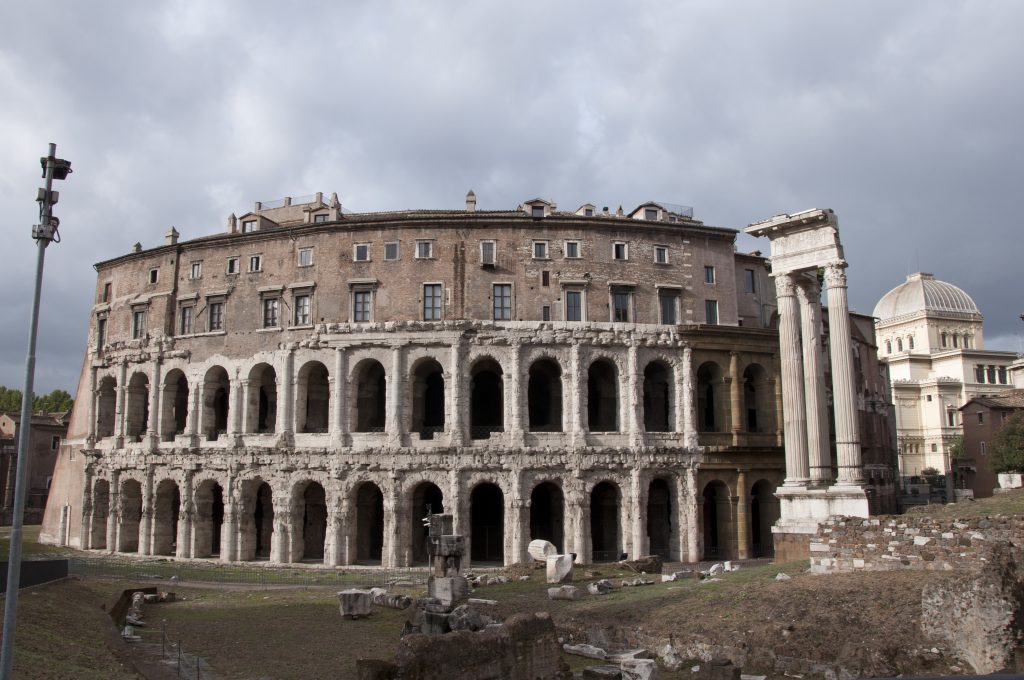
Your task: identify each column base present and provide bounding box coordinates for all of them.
[771,484,870,561]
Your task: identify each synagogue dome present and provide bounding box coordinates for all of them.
[873,272,980,322]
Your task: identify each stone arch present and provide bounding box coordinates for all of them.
[410,357,445,439]
[192,478,225,558]
[295,360,330,434]
[643,360,673,432]
[351,358,387,433]
[90,478,110,549]
[528,358,563,432]
[529,481,564,552]
[750,479,779,558]
[354,481,384,563]
[590,480,621,562]
[246,363,277,433]
[742,363,773,433]
[470,482,504,563]
[409,481,444,564]
[125,372,150,441]
[702,480,732,560]
[238,478,274,561]
[470,357,504,440]
[96,375,117,438]
[697,362,726,432]
[646,477,673,559]
[294,480,327,561]
[160,368,189,442]
[152,478,180,556]
[117,478,143,553]
[202,366,230,441]
[587,358,619,432]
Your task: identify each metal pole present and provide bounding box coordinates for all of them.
[0,143,62,680]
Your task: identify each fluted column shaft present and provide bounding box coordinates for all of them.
[825,264,864,486]
[797,278,832,486]
[775,274,810,485]
[735,470,749,559]
[729,351,742,445]
[448,339,465,447]
[681,346,698,448]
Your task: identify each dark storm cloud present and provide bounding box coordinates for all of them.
[2,1,1022,395]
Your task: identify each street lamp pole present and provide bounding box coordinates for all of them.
[0,143,71,680]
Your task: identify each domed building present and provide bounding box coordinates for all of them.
[874,272,1016,494]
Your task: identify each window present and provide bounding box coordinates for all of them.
[533,241,548,259]
[987,365,997,384]
[705,299,719,325]
[480,240,495,265]
[353,290,372,322]
[897,338,903,352]
[541,271,550,287]
[384,242,400,261]
[531,205,545,218]
[981,441,987,455]
[931,443,937,452]
[947,411,956,427]
[659,291,679,324]
[354,244,370,262]
[704,266,716,284]
[654,245,669,265]
[96,316,107,350]
[227,257,240,275]
[294,294,311,325]
[249,255,262,272]
[977,412,984,424]
[51,435,60,450]
[613,242,628,260]
[189,261,202,279]
[542,305,550,321]
[262,298,279,328]
[564,241,580,258]
[423,284,442,320]
[179,305,194,335]
[612,288,632,322]
[208,301,224,331]
[584,207,594,217]
[313,213,328,224]
[999,367,1008,384]
[565,290,583,321]
[953,334,960,348]
[909,336,915,350]
[926,394,932,402]
[493,284,512,321]
[976,365,986,383]
[885,340,892,354]
[744,269,756,293]
[242,220,256,233]
[298,248,313,267]
[941,332,948,348]
[645,207,658,221]
[132,308,147,339]
[416,240,434,259]
[149,268,159,284]
[102,282,112,303]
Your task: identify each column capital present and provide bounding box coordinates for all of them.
[774,273,798,297]
[823,262,848,288]
[795,276,822,302]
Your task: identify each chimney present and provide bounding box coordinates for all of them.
[616,205,624,216]
[329,192,340,208]
[315,191,323,204]
[132,242,142,253]
[466,190,477,212]
[254,201,262,212]
[228,213,238,233]
[602,206,610,216]
[165,226,179,245]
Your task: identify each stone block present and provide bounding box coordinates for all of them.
[563,643,607,659]
[547,585,582,600]
[914,536,932,546]
[338,589,373,619]
[528,539,557,561]
[546,554,574,583]
[583,666,623,678]
[427,575,469,609]
[621,657,657,680]
[707,562,724,575]
[448,604,493,632]
[428,513,454,537]
[588,579,613,594]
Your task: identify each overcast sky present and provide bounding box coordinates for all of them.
[2,1,1022,397]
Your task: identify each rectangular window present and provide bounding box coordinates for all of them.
[262,298,279,328]
[987,365,997,384]
[613,242,628,260]
[189,261,202,279]
[96,317,107,350]
[654,245,669,264]
[744,269,756,293]
[947,411,956,427]
[705,299,719,325]
[531,205,545,218]
[354,244,370,262]
[999,367,1008,384]
[704,266,716,284]
[51,435,60,450]
[416,240,434,259]
[493,284,512,321]
[298,247,313,267]
[480,240,495,265]
[132,309,147,339]
[227,257,240,275]
[659,292,678,324]
[102,282,112,303]
[565,291,582,322]
[564,241,580,258]
[423,284,442,320]
[542,305,551,321]
[384,242,400,261]
[976,365,986,383]
[313,213,328,224]
[931,443,937,452]
[249,255,262,272]
[353,290,371,322]
[977,412,984,424]
[242,220,256,233]
[294,294,311,325]
[179,305,194,335]
[541,271,550,287]
[612,289,631,322]
[926,394,933,402]
[533,241,548,259]
[149,268,159,284]
[981,441,987,455]
[208,301,224,331]
[645,207,658,221]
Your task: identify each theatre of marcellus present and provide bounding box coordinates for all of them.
[41,193,870,566]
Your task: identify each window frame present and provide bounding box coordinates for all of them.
[242,219,257,233]
[313,213,328,224]
[423,283,443,321]
[353,243,371,262]
[249,254,262,272]
[744,269,756,293]
[493,283,513,321]
[612,241,628,261]
[480,240,496,265]
[705,299,719,325]
[262,297,280,329]
[351,287,374,323]
[658,289,680,325]
[564,240,581,259]
[179,304,195,335]
[189,261,202,280]
[131,307,148,339]
[564,289,585,322]
[293,292,312,326]
[532,240,549,260]
[704,265,716,284]
[384,241,400,261]
[654,245,669,265]
[415,239,435,260]
[297,247,314,267]
[227,257,240,275]
[148,268,159,284]
[207,298,225,332]
[610,287,633,323]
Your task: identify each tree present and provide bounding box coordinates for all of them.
[948,435,965,460]
[0,386,74,414]
[991,412,1024,474]
[0,386,21,411]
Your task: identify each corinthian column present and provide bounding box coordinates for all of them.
[824,263,863,486]
[681,346,698,449]
[775,274,809,486]
[796,277,832,487]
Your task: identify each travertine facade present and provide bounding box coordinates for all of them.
[41,194,784,565]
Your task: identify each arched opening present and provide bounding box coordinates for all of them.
[152,479,180,556]
[299,482,327,561]
[96,376,117,438]
[750,480,779,558]
[471,483,504,563]
[643,361,673,432]
[352,359,387,432]
[470,359,503,439]
[529,482,564,552]
[160,369,189,442]
[528,359,563,432]
[90,479,110,549]
[202,366,230,441]
[587,359,619,432]
[702,481,731,560]
[410,482,444,564]
[246,363,277,433]
[239,480,274,561]
[118,479,143,553]
[590,481,620,562]
[697,362,725,432]
[647,477,672,559]
[411,359,445,439]
[125,372,150,442]
[355,482,384,563]
[742,363,772,433]
[296,361,330,433]
[193,480,224,558]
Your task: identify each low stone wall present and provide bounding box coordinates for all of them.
[808,515,1024,574]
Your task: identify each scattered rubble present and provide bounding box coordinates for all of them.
[547,585,582,601]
